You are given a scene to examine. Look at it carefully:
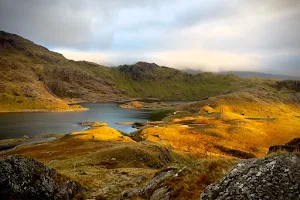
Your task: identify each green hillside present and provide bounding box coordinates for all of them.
[109,62,256,99]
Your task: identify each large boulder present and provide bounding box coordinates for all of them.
[200,154,300,200]
[0,155,84,200]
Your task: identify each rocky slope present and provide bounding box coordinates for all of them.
[0,155,84,200]
[0,31,124,111]
[200,154,300,200]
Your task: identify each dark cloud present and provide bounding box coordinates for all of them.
[172,1,237,27]
[261,53,300,75]
[0,0,164,50]
[0,0,299,76]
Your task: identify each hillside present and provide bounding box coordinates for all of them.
[0,31,127,111]
[109,62,256,100]
[0,30,260,111]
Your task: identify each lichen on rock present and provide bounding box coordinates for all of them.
[200,154,300,200]
[0,155,84,200]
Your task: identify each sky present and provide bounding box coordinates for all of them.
[0,0,300,76]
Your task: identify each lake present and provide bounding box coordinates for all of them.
[0,103,159,140]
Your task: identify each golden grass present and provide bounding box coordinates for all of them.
[68,126,133,142]
[140,90,300,159]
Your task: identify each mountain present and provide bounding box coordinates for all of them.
[0,31,125,111]
[221,71,300,80]
[0,30,274,111]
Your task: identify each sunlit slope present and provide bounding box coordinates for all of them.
[139,86,300,158]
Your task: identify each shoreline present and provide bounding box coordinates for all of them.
[0,107,89,113]
[0,98,195,113]
[0,133,65,152]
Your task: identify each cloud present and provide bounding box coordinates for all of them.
[59,49,260,73]
[0,0,299,76]
[0,0,165,49]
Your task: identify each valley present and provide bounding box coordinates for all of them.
[1,31,300,199]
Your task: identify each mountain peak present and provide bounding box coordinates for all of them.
[135,61,159,68]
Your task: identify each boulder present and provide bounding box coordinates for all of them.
[120,167,177,200]
[200,154,300,200]
[0,155,84,200]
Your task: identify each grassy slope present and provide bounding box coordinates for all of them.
[108,62,256,100]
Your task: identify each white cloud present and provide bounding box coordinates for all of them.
[58,49,260,73]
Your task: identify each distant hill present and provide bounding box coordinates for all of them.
[221,71,300,80]
[183,68,300,80]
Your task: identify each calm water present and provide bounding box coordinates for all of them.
[0,103,154,140]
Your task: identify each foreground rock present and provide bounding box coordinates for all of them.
[200,154,300,200]
[268,138,300,153]
[0,155,84,200]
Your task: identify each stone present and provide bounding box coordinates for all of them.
[120,167,178,200]
[200,154,300,200]
[150,186,171,200]
[0,155,84,200]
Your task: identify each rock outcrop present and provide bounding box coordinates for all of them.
[268,138,300,153]
[0,155,84,200]
[200,154,300,200]
[275,80,300,92]
[119,167,178,200]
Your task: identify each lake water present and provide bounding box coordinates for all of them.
[0,103,156,140]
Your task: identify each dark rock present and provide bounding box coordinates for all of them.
[200,154,300,200]
[120,167,178,200]
[268,138,300,154]
[0,155,84,200]
[150,186,171,200]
